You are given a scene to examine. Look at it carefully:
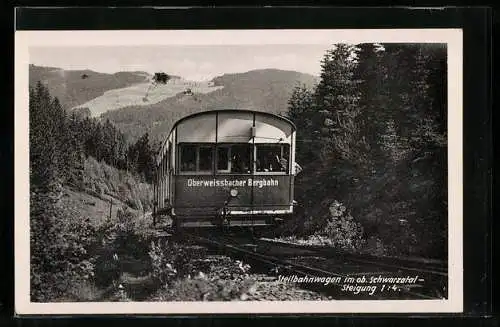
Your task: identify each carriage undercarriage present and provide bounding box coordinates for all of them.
[153,205,290,233]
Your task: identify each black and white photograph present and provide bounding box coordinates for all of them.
[15,29,463,314]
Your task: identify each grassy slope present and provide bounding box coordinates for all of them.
[29,65,150,109]
[75,78,223,118]
[81,156,153,212]
[102,69,319,143]
[60,186,133,227]
[60,156,154,227]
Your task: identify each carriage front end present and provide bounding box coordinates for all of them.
[153,110,298,230]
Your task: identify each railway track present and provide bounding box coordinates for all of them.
[183,231,448,300]
[258,238,448,275]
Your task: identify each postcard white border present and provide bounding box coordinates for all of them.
[15,29,463,315]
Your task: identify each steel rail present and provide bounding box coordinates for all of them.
[185,232,439,300]
[257,238,448,277]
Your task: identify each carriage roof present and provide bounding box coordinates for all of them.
[156,109,296,166]
[168,109,295,135]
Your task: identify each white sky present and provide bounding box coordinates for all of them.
[26,29,454,82]
[30,44,331,81]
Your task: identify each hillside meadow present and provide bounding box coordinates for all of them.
[75,78,224,118]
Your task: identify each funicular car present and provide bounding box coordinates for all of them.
[153,109,299,229]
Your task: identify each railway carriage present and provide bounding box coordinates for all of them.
[153,109,298,229]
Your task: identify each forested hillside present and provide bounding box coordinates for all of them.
[29,82,157,301]
[29,65,149,110]
[282,43,447,259]
[102,69,318,143]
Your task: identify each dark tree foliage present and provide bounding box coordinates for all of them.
[29,82,158,300]
[30,82,61,190]
[153,72,171,84]
[30,82,93,301]
[127,132,156,183]
[67,113,156,182]
[29,82,158,183]
[286,43,448,259]
[287,85,317,163]
[315,44,369,167]
[354,43,388,166]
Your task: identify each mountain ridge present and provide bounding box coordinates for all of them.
[29,64,318,143]
[29,65,151,109]
[101,68,318,143]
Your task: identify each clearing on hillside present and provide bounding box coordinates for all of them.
[74,78,224,117]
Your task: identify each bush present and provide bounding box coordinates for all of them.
[30,186,98,302]
[148,239,178,286]
[315,200,366,251]
[150,258,256,302]
[147,240,205,286]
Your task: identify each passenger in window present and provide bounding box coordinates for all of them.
[263,151,275,172]
[255,158,263,172]
[276,155,288,172]
[231,153,245,173]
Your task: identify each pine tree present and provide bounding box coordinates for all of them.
[92,123,104,162]
[29,82,60,191]
[52,97,76,182]
[133,132,155,182]
[380,43,446,162]
[127,141,139,174]
[314,43,366,165]
[353,43,389,168]
[29,82,65,300]
[116,132,128,170]
[67,112,86,186]
[287,84,317,163]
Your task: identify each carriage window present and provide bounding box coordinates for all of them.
[217,147,229,172]
[180,145,197,172]
[198,146,213,171]
[230,144,252,174]
[180,144,214,173]
[256,144,290,173]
